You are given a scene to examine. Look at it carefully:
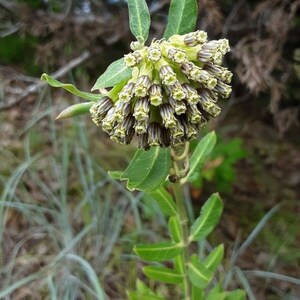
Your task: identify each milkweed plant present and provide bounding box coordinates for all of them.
[42,0,245,299]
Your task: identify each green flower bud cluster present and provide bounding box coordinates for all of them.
[90,30,232,149]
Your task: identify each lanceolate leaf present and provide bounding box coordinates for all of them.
[121,147,171,192]
[164,0,198,39]
[186,131,217,182]
[91,58,132,91]
[168,216,181,243]
[143,266,183,284]
[127,0,151,43]
[149,187,177,216]
[188,255,213,288]
[41,73,100,102]
[134,242,183,261]
[56,102,93,120]
[203,244,224,273]
[189,193,223,241]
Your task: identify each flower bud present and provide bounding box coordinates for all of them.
[168,97,186,115]
[159,65,177,86]
[149,84,163,106]
[160,104,177,128]
[114,101,131,121]
[148,45,162,62]
[167,46,187,64]
[170,119,185,146]
[167,81,186,100]
[114,115,135,138]
[148,123,162,147]
[118,82,135,102]
[137,133,149,149]
[124,51,143,67]
[134,119,149,134]
[186,104,203,124]
[133,97,150,121]
[179,116,198,139]
[182,83,200,104]
[90,96,113,126]
[213,80,232,98]
[134,75,151,97]
[102,107,116,134]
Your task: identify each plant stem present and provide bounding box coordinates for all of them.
[171,143,191,300]
[173,181,191,299]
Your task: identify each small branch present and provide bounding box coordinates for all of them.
[0,50,91,110]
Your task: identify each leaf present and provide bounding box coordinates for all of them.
[192,285,203,300]
[206,284,226,300]
[91,58,132,91]
[127,0,151,43]
[203,244,224,273]
[168,216,181,243]
[121,147,171,192]
[188,255,213,288]
[143,266,183,284]
[134,242,183,261]
[174,255,184,274]
[148,187,177,216]
[164,0,198,39]
[225,290,246,300]
[186,131,217,182]
[136,280,157,295]
[127,280,166,300]
[41,73,100,101]
[189,193,223,241]
[56,102,93,120]
[128,291,165,300]
[108,171,123,180]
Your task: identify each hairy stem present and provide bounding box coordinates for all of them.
[171,143,191,300]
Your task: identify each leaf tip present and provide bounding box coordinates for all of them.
[40,73,48,81]
[55,111,66,120]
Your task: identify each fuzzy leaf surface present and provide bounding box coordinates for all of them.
[143,266,183,284]
[121,147,171,192]
[134,242,183,261]
[187,131,217,182]
[41,73,100,101]
[164,0,198,38]
[189,193,223,241]
[91,58,132,91]
[127,0,150,43]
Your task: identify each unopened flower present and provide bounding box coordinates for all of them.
[90,30,233,149]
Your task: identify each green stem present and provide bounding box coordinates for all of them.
[171,143,191,300]
[173,180,191,299]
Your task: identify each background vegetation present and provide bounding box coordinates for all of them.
[0,0,299,299]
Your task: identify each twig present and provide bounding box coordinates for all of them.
[0,50,91,110]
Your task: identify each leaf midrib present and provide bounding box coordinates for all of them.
[190,197,219,240]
